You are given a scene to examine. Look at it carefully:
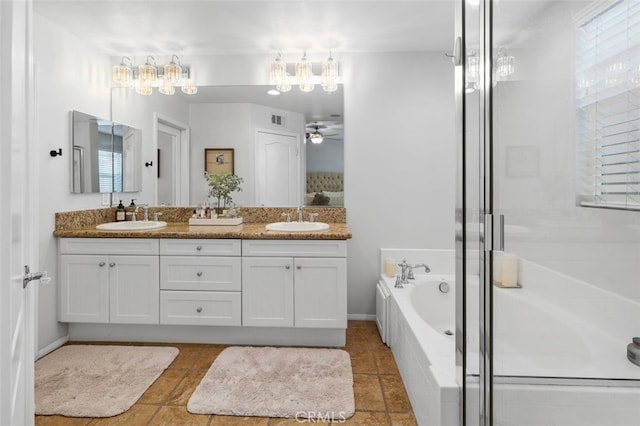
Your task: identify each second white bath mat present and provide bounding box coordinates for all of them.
[187,346,355,420]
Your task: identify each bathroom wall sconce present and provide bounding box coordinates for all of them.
[269,51,340,94]
[50,148,62,157]
[145,161,153,167]
[112,55,197,96]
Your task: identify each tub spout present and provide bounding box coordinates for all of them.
[407,263,431,280]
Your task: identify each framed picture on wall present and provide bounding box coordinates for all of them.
[205,148,234,175]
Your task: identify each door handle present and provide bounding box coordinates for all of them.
[23,265,51,289]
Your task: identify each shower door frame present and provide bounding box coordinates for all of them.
[456,0,496,424]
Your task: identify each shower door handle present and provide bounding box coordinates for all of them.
[484,214,505,252]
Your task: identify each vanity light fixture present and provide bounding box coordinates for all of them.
[112,56,133,87]
[269,51,340,94]
[112,54,198,96]
[296,51,314,92]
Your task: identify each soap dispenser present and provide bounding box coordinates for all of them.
[115,200,126,222]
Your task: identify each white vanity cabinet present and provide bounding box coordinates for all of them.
[58,238,159,324]
[159,239,242,326]
[241,240,347,329]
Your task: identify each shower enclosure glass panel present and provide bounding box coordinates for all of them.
[489,0,640,424]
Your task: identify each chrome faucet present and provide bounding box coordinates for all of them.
[135,204,150,221]
[407,263,431,280]
[297,205,304,222]
[397,260,431,284]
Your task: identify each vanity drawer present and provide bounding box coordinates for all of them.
[160,239,241,256]
[160,291,241,326]
[59,238,159,255]
[242,240,346,257]
[160,256,241,291]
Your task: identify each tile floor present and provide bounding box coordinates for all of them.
[35,321,417,425]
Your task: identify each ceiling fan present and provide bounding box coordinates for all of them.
[305,121,342,144]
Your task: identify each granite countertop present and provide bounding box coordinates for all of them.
[53,207,352,240]
[53,222,352,240]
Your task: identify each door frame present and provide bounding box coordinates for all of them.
[153,113,190,206]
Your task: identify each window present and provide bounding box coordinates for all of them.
[576,0,640,210]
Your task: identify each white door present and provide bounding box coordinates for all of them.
[255,130,300,206]
[0,0,35,424]
[154,115,190,206]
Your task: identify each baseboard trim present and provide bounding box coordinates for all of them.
[37,335,69,359]
[347,314,376,321]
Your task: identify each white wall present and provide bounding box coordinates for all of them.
[35,43,455,352]
[306,140,344,173]
[493,2,640,302]
[343,52,456,315]
[34,12,112,352]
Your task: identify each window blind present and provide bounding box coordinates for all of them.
[576,0,640,210]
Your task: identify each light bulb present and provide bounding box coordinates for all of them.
[296,52,314,92]
[112,57,132,87]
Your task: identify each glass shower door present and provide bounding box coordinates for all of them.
[489,0,640,425]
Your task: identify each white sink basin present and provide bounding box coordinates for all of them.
[96,221,167,231]
[265,221,330,232]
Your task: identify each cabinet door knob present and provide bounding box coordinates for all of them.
[296,266,302,270]
[109,262,116,267]
[285,265,291,270]
[196,307,203,313]
[196,271,203,277]
[196,245,203,251]
[98,262,106,267]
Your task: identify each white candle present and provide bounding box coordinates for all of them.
[493,251,503,285]
[501,253,519,287]
[384,258,396,277]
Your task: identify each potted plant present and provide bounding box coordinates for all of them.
[204,172,243,214]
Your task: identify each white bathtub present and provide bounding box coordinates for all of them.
[381,265,640,426]
[381,274,459,426]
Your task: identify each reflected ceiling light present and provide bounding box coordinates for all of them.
[181,78,198,95]
[112,54,197,96]
[296,51,314,92]
[270,52,291,93]
[267,89,280,95]
[495,48,514,77]
[112,56,133,87]
[309,127,324,144]
[321,51,339,93]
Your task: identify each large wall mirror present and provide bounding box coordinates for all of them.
[111,84,344,207]
[70,110,141,193]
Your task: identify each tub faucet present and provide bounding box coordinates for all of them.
[297,205,304,222]
[407,263,431,280]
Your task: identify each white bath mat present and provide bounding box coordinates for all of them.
[35,344,179,417]
[187,346,355,420]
